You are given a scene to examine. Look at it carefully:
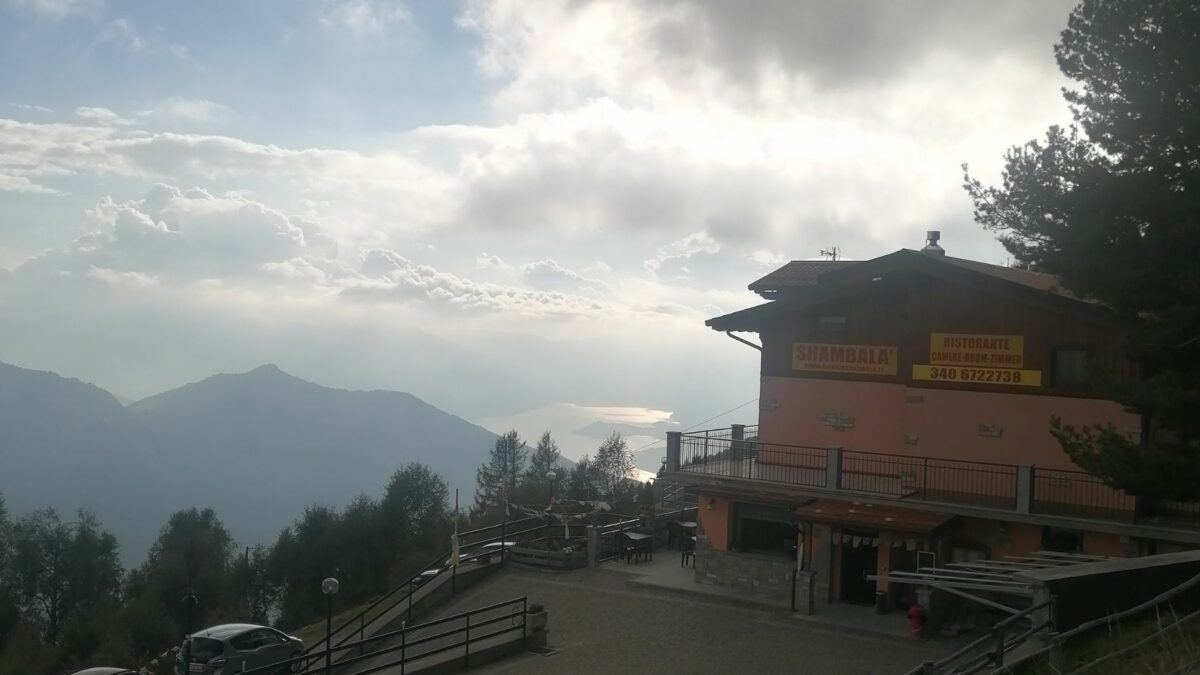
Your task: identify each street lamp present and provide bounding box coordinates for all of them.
[321,577,339,675]
[181,589,197,672]
[546,470,557,506]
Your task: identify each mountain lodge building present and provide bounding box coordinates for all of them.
[661,232,1199,611]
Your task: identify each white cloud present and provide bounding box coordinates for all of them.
[86,266,157,288]
[10,103,53,114]
[0,173,61,194]
[749,250,787,269]
[521,259,607,292]
[148,98,233,125]
[349,248,608,318]
[321,0,410,37]
[644,231,720,275]
[75,106,135,126]
[475,253,508,270]
[18,184,323,283]
[7,0,100,19]
[101,18,188,58]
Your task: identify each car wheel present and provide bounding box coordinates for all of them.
[289,651,305,673]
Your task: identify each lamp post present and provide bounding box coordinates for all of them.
[321,577,339,675]
[181,589,197,672]
[546,470,557,506]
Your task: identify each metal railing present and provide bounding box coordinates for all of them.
[302,516,543,658]
[667,426,1200,531]
[906,598,1054,675]
[842,450,1019,511]
[244,597,528,675]
[1031,468,1136,523]
[678,432,826,487]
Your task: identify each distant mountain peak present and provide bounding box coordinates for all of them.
[242,363,296,380]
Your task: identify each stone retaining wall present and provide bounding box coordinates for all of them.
[694,538,799,609]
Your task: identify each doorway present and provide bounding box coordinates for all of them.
[839,528,879,605]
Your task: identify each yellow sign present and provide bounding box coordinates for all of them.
[793,343,898,376]
[930,333,1025,368]
[912,365,1042,387]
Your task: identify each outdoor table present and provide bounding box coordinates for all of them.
[624,532,654,563]
[669,520,698,549]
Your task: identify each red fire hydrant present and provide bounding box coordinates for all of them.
[908,601,927,640]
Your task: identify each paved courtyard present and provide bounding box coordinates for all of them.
[420,561,948,674]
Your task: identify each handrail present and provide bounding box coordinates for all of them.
[841,448,1020,471]
[913,599,1053,673]
[302,516,543,656]
[914,570,1200,674]
[244,596,528,675]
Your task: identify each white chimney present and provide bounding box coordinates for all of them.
[922,230,945,256]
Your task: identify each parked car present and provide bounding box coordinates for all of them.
[174,624,304,675]
[460,540,519,563]
[413,567,442,587]
[69,669,137,675]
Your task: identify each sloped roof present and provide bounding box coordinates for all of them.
[710,249,1099,332]
[748,252,1071,299]
[748,260,859,294]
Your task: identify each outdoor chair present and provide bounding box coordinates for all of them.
[617,534,636,564]
[681,536,695,568]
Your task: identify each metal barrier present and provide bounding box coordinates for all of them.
[1031,468,1136,523]
[842,450,1019,511]
[244,597,528,675]
[906,598,1054,675]
[670,427,1200,530]
[678,433,826,487]
[302,516,543,658]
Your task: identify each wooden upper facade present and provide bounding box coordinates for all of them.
[708,249,1134,399]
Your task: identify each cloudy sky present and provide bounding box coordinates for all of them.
[0,0,1079,456]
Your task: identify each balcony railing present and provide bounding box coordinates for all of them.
[680,431,825,487]
[840,450,1019,511]
[667,427,1200,531]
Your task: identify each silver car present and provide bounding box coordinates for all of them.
[175,624,304,675]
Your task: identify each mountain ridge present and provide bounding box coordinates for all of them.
[0,360,497,565]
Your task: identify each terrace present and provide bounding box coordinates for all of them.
[662,426,1200,542]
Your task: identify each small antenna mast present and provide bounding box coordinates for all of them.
[818,246,841,261]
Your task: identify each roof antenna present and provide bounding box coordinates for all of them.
[818,246,841,261]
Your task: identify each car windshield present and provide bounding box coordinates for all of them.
[187,637,224,661]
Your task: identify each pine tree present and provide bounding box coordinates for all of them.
[525,431,563,487]
[964,0,1200,498]
[472,431,527,514]
[566,455,595,500]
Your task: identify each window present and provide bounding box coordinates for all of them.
[1052,348,1091,389]
[817,315,847,336]
[230,631,258,651]
[732,503,796,557]
[1042,526,1084,553]
[187,638,224,660]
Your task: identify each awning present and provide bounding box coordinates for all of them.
[792,499,955,535]
[873,550,1112,600]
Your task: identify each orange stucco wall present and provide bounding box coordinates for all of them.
[953,519,1044,558]
[697,494,731,551]
[758,376,1138,470]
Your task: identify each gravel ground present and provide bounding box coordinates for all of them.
[416,564,946,675]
